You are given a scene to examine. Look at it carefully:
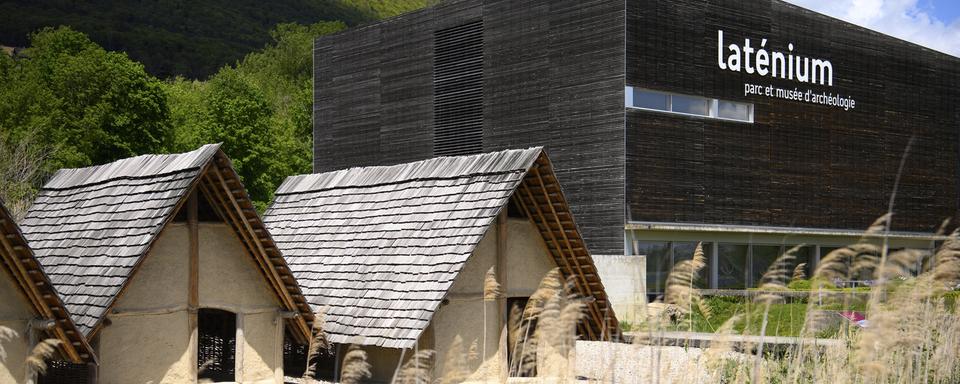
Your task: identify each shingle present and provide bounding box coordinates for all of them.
[19,144,220,336]
[264,148,543,348]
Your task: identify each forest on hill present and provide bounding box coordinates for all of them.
[0,2,432,216]
[0,0,431,78]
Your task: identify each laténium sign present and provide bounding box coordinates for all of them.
[717,30,857,110]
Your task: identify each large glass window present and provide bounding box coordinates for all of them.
[638,241,671,293]
[752,245,782,287]
[625,86,754,122]
[640,241,713,293]
[672,242,713,287]
[717,244,749,289]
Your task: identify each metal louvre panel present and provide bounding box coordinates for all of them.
[433,20,484,157]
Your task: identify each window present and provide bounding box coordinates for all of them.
[718,100,752,121]
[625,86,754,122]
[198,309,236,382]
[638,241,712,294]
[717,244,749,289]
[671,94,710,116]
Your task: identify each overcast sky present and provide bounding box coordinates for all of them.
[784,0,960,57]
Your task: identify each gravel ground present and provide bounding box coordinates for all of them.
[575,341,715,383]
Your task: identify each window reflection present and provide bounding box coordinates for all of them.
[717,244,748,289]
[671,95,710,116]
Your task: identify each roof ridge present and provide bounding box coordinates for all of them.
[42,143,221,191]
[273,169,527,197]
[275,147,543,196]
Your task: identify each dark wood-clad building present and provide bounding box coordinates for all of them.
[312,0,960,317]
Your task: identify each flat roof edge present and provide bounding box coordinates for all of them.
[626,221,945,240]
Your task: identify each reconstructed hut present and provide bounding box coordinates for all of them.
[0,201,95,383]
[18,144,314,383]
[263,147,620,382]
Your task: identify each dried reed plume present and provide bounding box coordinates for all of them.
[483,266,502,301]
[509,268,563,376]
[25,339,60,376]
[663,242,709,319]
[437,335,470,384]
[755,245,800,303]
[394,348,436,384]
[303,308,330,380]
[340,344,372,384]
[0,326,16,362]
[482,265,501,361]
[792,263,807,282]
[933,228,960,289]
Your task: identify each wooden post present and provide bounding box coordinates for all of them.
[495,209,508,378]
[235,314,245,382]
[188,191,199,383]
[87,362,99,384]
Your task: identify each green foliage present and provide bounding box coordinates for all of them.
[1,13,395,211]
[788,279,811,290]
[167,21,346,210]
[0,0,431,78]
[0,26,171,174]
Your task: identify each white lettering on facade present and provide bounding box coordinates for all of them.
[718,30,834,86]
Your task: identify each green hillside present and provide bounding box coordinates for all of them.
[0,0,431,78]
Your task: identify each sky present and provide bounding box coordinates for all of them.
[784,0,960,57]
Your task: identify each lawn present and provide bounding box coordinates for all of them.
[632,294,868,337]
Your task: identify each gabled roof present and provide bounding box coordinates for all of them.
[19,145,313,342]
[0,200,95,364]
[264,148,620,349]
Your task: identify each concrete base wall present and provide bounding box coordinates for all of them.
[592,255,647,325]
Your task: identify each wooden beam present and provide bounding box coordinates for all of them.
[205,165,311,342]
[513,183,597,340]
[189,191,199,309]
[530,166,595,297]
[188,190,200,380]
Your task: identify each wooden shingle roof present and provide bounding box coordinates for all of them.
[0,200,95,364]
[19,145,314,342]
[264,148,620,349]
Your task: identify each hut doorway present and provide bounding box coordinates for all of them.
[198,308,237,382]
[507,297,537,377]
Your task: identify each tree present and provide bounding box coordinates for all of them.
[167,21,347,210]
[0,26,173,174]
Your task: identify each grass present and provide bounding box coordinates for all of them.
[635,295,869,337]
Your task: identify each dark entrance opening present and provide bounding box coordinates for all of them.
[37,360,90,384]
[198,308,236,382]
[507,297,537,377]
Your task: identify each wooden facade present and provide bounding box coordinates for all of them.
[313,0,626,255]
[314,0,960,255]
[626,0,960,234]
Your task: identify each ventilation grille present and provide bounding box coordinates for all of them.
[433,21,484,156]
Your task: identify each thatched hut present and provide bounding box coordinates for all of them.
[0,201,95,383]
[264,147,620,382]
[17,144,313,383]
